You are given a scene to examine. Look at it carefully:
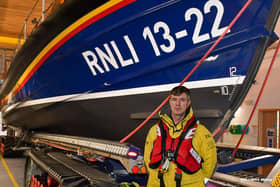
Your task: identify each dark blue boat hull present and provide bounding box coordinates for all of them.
[0,0,279,148]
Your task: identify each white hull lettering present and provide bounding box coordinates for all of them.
[124,35,139,63]
[95,44,119,72]
[82,35,139,76]
[82,51,105,76]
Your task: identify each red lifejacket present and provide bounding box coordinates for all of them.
[149,116,202,174]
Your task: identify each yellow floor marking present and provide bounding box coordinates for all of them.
[0,154,20,187]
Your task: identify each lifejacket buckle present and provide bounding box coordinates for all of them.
[160,158,169,173]
[166,150,175,161]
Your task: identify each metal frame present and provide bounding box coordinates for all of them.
[216,143,280,186]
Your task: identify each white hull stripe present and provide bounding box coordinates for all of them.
[4,76,245,112]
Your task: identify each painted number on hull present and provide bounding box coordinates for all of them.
[230,67,237,77]
[143,22,176,56]
[143,0,230,56]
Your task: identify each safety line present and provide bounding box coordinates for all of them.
[120,0,253,143]
[212,127,221,137]
[231,40,280,160]
[0,154,20,187]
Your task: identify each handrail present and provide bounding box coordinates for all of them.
[0,0,58,81]
[0,0,58,82]
[30,0,57,36]
[17,0,57,50]
[17,0,40,48]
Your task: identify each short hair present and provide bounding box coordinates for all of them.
[170,86,191,98]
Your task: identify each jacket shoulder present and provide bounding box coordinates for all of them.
[193,124,215,147]
[196,124,212,135]
[146,123,159,139]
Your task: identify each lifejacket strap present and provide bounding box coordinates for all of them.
[175,167,182,187]
[158,172,165,187]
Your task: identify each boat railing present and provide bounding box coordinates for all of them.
[0,0,64,83]
[17,0,61,50]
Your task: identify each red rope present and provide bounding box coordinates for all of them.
[231,40,280,160]
[212,127,221,137]
[217,129,227,142]
[120,0,253,143]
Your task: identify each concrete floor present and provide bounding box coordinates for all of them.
[0,155,25,187]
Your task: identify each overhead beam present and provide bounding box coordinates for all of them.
[0,36,24,46]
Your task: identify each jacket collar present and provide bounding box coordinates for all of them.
[160,107,194,133]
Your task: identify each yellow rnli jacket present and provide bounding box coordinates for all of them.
[144,108,217,187]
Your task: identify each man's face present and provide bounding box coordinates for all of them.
[169,93,191,116]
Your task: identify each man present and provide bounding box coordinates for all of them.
[144,86,217,187]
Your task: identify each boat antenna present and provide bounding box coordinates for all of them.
[120,0,254,143]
